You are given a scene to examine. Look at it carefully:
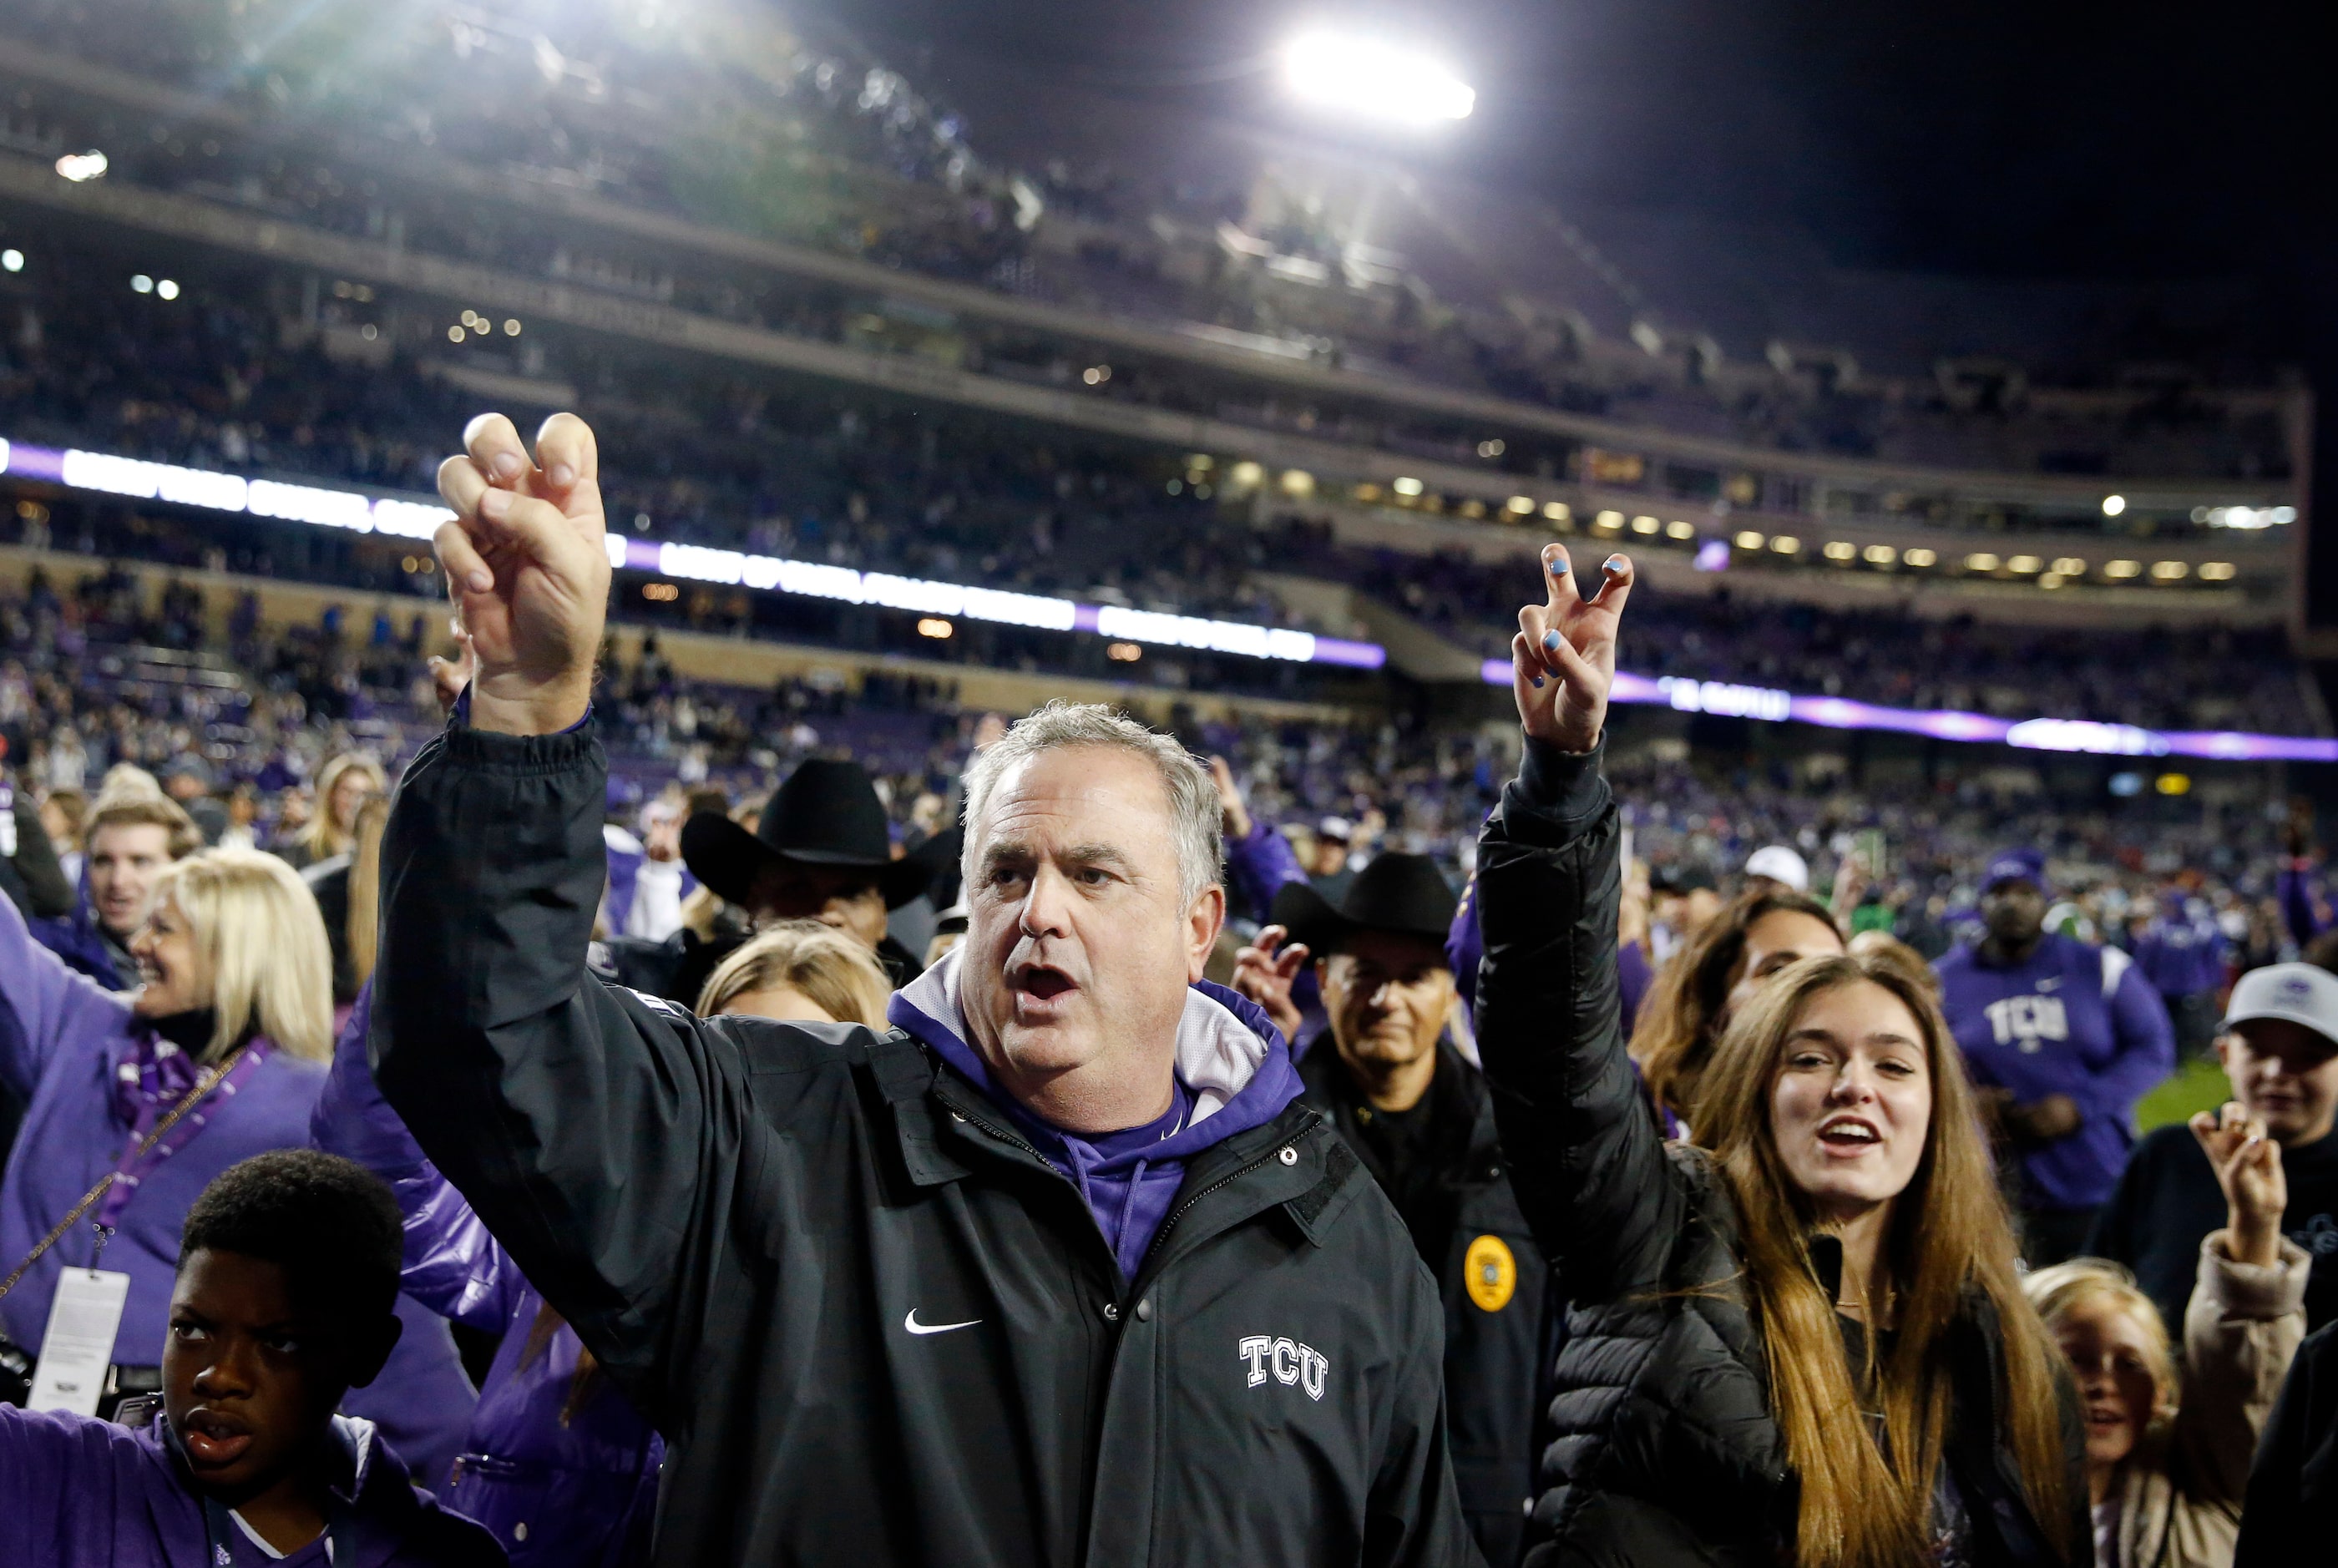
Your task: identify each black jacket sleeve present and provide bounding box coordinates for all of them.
[1473,736,1685,1303]
[372,721,751,1422]
[2234,1319,2338,1568]
[5,791,72,919]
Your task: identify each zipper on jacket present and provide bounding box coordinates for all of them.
[941,1095,1134,1292]
[945,1097,1057,1173]
[1132,1108,1323,1286]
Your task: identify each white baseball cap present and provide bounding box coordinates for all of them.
[1743,845,1809,894]
[2222,964,2338,1049]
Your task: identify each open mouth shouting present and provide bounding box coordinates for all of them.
[1010,962,1080,1021]
[1815,1115,1882,1156]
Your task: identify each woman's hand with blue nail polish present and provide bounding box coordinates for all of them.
[1510,544,1635,754]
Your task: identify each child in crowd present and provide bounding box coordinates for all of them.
[2027,1100,2307,1568]
[0,1150,504,1566]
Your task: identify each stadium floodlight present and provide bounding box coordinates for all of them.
[1281,33,1475,125]
[55,150,108,182]
[2101,493,2127,517]
[0,250,20,272]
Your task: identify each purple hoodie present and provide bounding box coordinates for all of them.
[1223,817,1308,925]
[0,1405,504,1567]
[2130,896,2229,999]
[28,862,128,991]
[888,947,1305,1282]
[314,993,663,1568]
[2277,860,2332,948]
[0,885,478,1488]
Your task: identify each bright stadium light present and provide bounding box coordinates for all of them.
[1282,33,1475,124]
[55,150,109,182]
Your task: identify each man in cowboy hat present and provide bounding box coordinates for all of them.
[1235,852,1556,1565]
[600,757,933,1006]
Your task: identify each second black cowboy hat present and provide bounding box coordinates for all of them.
[681,757,934,910]
[1270,852,1459,958]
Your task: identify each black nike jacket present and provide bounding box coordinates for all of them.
[372,721,1481,1568]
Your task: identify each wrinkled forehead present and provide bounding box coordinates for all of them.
[973,746,1177,867]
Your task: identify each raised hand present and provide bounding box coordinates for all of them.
[2191,1100,2288,1267]
[425,622,477,718]
[434,412,611,735]
[1208,756,1253,842]
[1232,923,1309,1048]
[1511,544,1633,754]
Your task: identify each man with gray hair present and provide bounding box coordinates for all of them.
[372,412,1476,1567]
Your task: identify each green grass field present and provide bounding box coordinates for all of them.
[2136,1056,2231,1132]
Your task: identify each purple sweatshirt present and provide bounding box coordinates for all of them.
[28,866,128,991]
[2277,860,2332,948]
[888,947,1304,1282]
[313,994,662,1568]
[0,1406,504,1566]
[2130,896,2229,999]
[0,885,478,1487]
[1935,933,2177,1210]
[1223,817,1308,925]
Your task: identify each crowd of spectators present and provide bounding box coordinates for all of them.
[1284,521,2310,734]
[0,263,2308,735]
[0,0,2297,486]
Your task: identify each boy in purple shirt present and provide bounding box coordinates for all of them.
[1934,847,2176,1265]
[0,1151,501,1566]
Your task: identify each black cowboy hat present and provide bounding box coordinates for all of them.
[1270,852,1459,959]
[681,758,933,911]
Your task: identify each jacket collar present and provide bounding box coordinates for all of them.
[887,946,1303,1171]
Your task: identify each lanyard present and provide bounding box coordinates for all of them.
[92,1040,271,1235]
[0,1041,266,1302]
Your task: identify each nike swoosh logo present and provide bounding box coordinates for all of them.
[904,1309,982,1336]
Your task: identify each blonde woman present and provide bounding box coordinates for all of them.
[2027,1104,2306,1568]
[281,752,387,870]
[1474,544,2085,1565]
[697,919,893,1024]
[0,852,475,1476]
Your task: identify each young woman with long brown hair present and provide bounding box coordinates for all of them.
[1472,542,2085,1566]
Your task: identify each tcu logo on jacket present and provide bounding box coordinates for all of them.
[1239,1335,1329,1401]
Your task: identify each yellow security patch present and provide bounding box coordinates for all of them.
[1464,1234,1516,1313]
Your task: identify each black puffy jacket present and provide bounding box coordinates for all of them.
[1473,739,2088,1566]
[373,721,1481,1568]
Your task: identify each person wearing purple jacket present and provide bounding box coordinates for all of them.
[1209,756,1310,926]
[0,1149,503,1567]
[1935,847,2177,1267]
[0,854,477,1486]
[2131,890,2230,1057]
[313,990,663,1568]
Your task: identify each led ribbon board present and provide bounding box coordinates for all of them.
[1,439,1384,670]
[1478,661,2338,763]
